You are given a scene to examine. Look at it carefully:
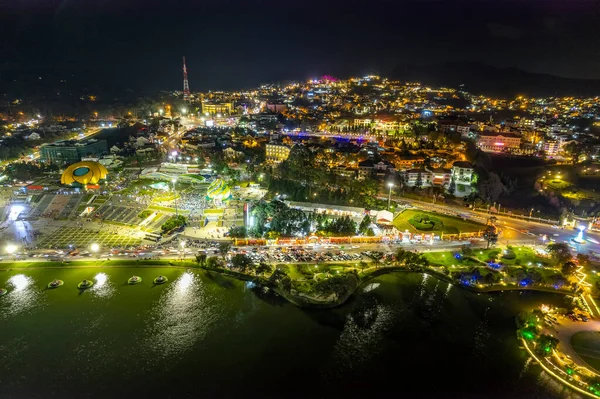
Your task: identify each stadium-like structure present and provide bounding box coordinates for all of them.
[61,161,108,186]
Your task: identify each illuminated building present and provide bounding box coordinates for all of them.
[201,102,234,115]
[543,140,561,157]
[265,144,291,164]
[451,161,474,197]
[519,119,536,129]
[357,160,393,180]
[61,161,108,186]
[404,168,450,188]
[394,156,425,170]
[476,132,521,152]
[438,120,471,136]
[40,139,108,164]
[266,103,287,113]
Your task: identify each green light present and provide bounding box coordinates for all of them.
[522,331,535,340]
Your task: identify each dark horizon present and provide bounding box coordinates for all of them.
[2,0,600,93]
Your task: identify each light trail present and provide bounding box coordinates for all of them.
[522,338,597,398]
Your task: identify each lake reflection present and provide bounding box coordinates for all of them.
[0,268,577,398]
[0,274,44,319]
[144,271,221,360]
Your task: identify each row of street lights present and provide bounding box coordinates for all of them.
[4,243,102,257]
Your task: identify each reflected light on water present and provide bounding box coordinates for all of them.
[94,273,108,288]
[8,274,30,292]
[176,272,193,292]
[2,274,43,319]
[91,272,114,298]
[144,271,220,361]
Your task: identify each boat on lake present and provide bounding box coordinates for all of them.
[128,276,142,285]
[77,280,94,289]
[48,280,64,289]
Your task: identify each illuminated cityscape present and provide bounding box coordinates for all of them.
[2,1,600,398]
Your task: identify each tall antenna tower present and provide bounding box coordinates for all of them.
[182,56,190,101]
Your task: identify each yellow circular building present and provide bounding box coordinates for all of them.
[61,161,108,186]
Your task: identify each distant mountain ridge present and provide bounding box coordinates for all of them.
[392,62,600,98]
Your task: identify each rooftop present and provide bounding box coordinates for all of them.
[452,161,473,168]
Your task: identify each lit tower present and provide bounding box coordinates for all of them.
[182,56,190,101]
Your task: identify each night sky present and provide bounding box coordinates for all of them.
[2,0,600,92]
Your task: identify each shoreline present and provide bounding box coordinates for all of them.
[0,260,575,308]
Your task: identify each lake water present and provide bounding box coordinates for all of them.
[0,267,583,398]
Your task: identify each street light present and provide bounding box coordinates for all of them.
[5,244,17,256]
[180,240,186,259]
[90,243,100,259]
[387,182,394,210]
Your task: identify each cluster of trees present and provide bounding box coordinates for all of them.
[160,215,186,233]
[138,210,153,219]
[546,242,591,282]
[244,200,363,239]
[228,226,247,238]
[229,254,272,275]
[395,248,429,269]
[269,145,381,208]
[453,267,502,285]
[314,273,358,299]
[2,161,59,180]
[250,200,310,238]
[313,214,357,237]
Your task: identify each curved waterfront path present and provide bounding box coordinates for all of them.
[546,318,600,373]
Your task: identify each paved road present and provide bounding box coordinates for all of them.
[550,318,600,373]
[398,197,600,255]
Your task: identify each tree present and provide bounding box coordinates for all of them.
[460,244,473,256]
[358,261,367,272]
[358,214,372,235]
[218,242,232,258]
[415,171,423,189]
[447,176,456,196]
[255,262,272,276]
[324,215,357,236]
[577,253,591,267]
[483,225,498,248]
[231,254,253,273]
[160,215,187,233]
[228,226,247,238]
[314,274,358,299]
[478,172,504,203]
[535,334,559,356]
[547,243,572,264]
[561,261,578,277]
[367,251,384,268]
[206,256,223,269]
[195,253,207,267]
[484,272,498,285]
[563,141,584,163]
